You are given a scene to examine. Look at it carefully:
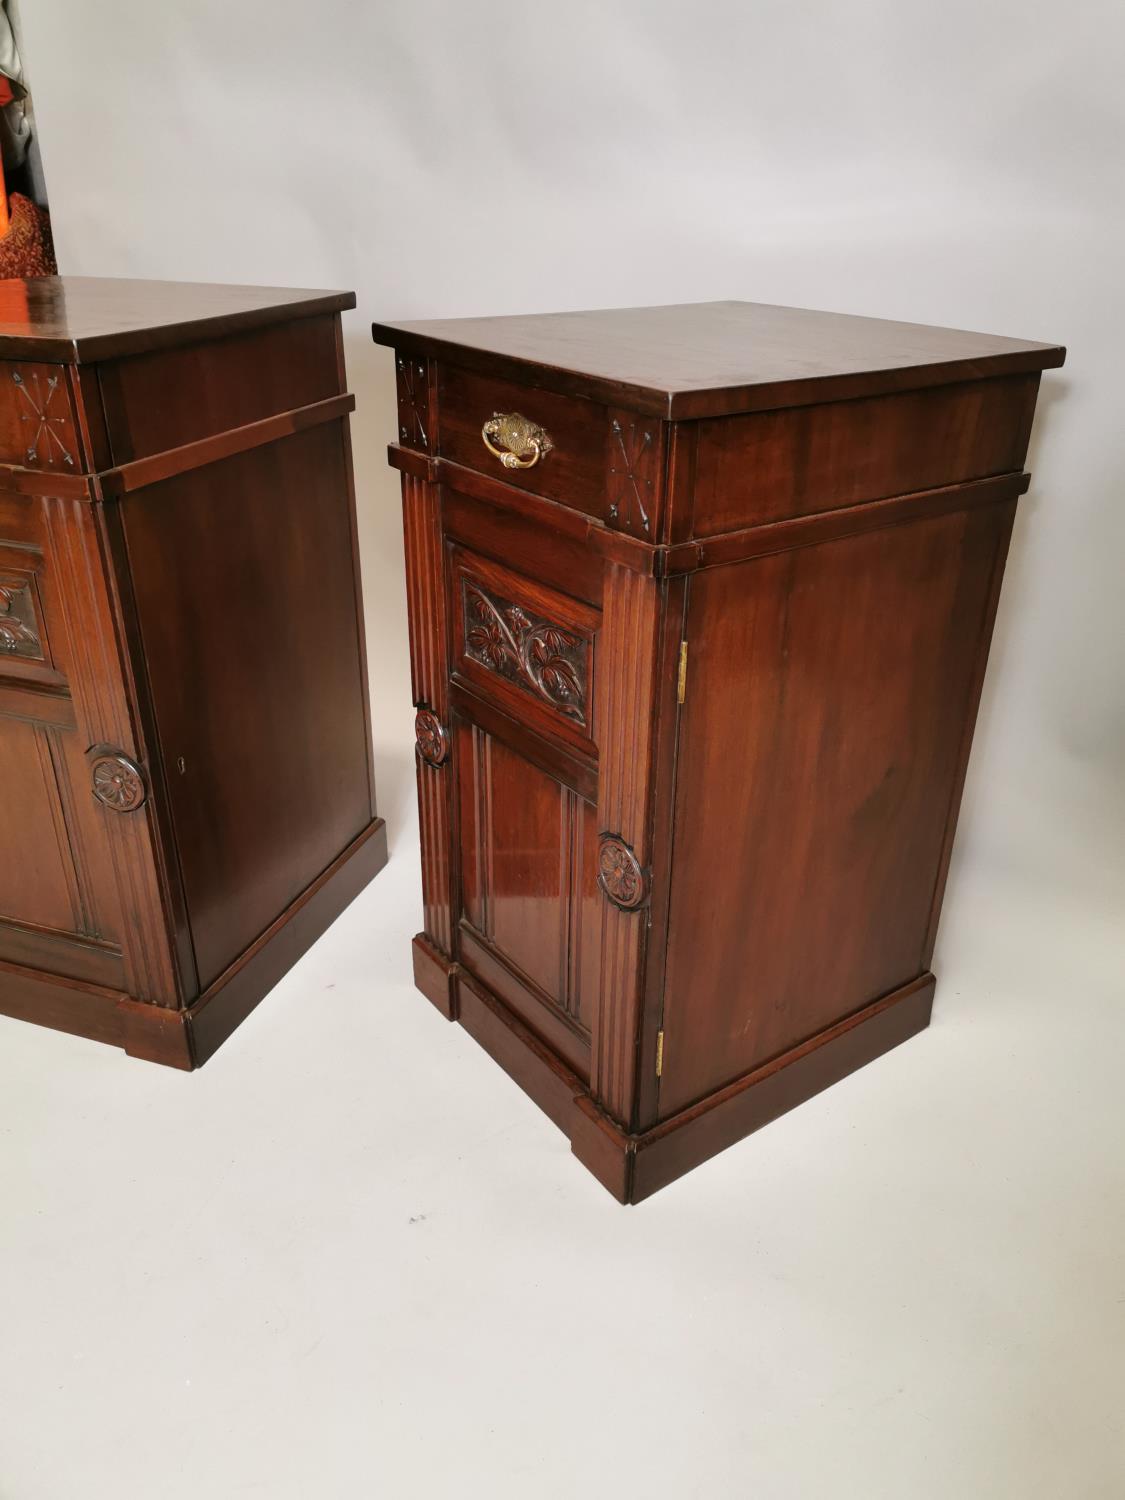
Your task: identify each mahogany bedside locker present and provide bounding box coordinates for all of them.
[0,277,386,1067]
[373,300,1064,1202]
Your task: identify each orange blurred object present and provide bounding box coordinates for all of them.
[0,194,55,276]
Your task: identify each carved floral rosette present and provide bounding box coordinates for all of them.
[597,834,647,912]
[414,708,449,768]
[90,752,147,812]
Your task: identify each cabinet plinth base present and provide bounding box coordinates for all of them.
[412,959,935,1203]
[0,819,387,1069]
[412,933,458,1019]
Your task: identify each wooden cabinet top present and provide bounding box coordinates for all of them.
[373,299,1065,419]
[0,276,355,363]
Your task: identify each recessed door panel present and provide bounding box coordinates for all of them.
[456,720,598,1077]
[0,501,124,988]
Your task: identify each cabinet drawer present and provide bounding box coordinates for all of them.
[450,546,598,758]
[438,365,607,516]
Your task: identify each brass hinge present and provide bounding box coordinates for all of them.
[655,1029,665,1077]
[676,641,688,704]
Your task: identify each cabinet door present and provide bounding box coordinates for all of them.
[455,719,598,1079]
[445,536,603,1081]
[0,496,125,989]
[657,503,1015,1117]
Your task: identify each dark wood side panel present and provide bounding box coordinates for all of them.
[185,819,386,1067]
[691,374,1039,536]
[118,421,372,991]
[658,501,1013,1117]
[95,315,343,464]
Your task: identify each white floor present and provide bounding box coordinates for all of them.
[2,749,1123,1500]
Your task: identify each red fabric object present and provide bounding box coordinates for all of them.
[0,193,57,278]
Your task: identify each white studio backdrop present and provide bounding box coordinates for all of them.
[5,7,1125,1498]
[16,0,1124,953]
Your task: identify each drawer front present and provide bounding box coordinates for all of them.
[450,546,599,759]
[438,364,608,515]
[0,363,82,473]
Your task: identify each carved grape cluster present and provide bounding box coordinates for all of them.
[463,582,586,722]
[0,582,40,656]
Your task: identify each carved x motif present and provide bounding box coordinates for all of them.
[609,418,654,534]
[396,357,430,450]
[11,369,75,468]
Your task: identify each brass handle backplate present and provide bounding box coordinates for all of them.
[481,412,553,471]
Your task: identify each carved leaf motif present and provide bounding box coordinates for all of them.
[462,580,587,723]
[466,606,509,672]
[528,635,581,704]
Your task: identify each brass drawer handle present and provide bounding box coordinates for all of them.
[481,412,553,471]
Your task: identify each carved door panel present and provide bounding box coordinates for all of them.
[0,500,126,988]
[449,547,598,758]
[442,536,603,1079]
[455,720,598,1080]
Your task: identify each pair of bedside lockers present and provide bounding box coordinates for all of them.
[0,277,1064,1202]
